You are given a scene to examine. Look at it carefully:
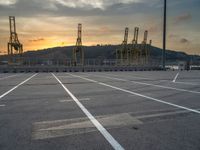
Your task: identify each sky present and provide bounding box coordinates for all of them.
[0,0,199,55]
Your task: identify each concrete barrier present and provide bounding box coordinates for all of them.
[0,65,162,73]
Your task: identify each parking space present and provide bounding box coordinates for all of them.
[0,71,200,150]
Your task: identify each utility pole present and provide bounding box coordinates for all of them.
[162,0,167,69]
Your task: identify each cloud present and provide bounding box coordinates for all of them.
[0,49,6,54]
[169,34,178,38]
[98,26,112,33]
[53,0,141,10]
[29,38,45,42]
[174,13,192,24]
[148,24,159,33]
[168,34,190,44]
[0,0,156,17]
[61,42,66,45]
[180,38,190,44]
[0,0,16,5]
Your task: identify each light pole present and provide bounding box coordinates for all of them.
[162,0,167,69]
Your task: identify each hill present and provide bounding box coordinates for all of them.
[1,45,200,64]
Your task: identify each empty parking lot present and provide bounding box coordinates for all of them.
[0,71,200,150]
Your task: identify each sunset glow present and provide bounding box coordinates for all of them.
[0,0,199,55]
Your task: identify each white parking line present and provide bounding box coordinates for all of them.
[68,73,200,114]
[52,73,124,150]
[0,74,37,100]
[0,74,22,80]
[173,81,199,86]
[59,98,91,102]
[104,72,199,86]
[130,80,200,94]
[103,73,151,80]
[172,72,179,82]
[85,73,200,94]
[0,104,5,107]
[83,73,127,82]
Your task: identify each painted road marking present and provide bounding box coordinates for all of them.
[173,81,199,86]
[173,72,179,82]
[130,80,200,94]
[52,73,124,150]
[68,73,200,114]
[103,73,151,80]
[83,73,127,82]
[32,107,198,140]
[0,74,22,80]
[135,109,198,120]
[56,75,90,78]
[86,73,200,94]
[59,98,91,102]
[32,113,141,140]
[104,72,200,86]
[0,104,5,107]
[0,74,37,100]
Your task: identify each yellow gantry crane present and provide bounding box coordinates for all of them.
[7,16,23,65]
[130,27,139,64]
[141,30,148,64]
[8,16,23,56]
[8,16,23,63]
[116,27,129,65]
[117,27,152,66]
[72,23,84,66]
[141,31,152,65]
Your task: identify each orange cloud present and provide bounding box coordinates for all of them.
[29,38,45,42]
[174,12,192,24]
[180,38,190,44]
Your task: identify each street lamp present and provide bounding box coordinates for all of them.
[162,0,167,69]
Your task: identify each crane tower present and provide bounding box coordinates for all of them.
[7,16,23,55]
[116,27,129,65]
[72,23,84,66]
[130,27,139,64]
[141,30,148,64]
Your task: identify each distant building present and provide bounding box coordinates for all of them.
[178,61,186,70]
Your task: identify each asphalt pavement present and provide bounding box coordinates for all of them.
[0,71,200,150]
